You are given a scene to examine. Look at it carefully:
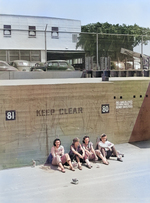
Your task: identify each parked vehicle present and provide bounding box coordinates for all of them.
[0,60,18,71]
[9,60,31,71]
[30,60,75,71]
[72,63,84,71]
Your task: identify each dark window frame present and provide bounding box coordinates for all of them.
[51,27,59,39]
[3,25,11,36]
[28,26,36,37]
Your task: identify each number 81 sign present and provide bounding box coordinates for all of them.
[101,104,109,114]
[6,110,16,121]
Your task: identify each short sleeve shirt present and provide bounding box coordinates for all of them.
[82,141,93,152]
[51,145,64,157]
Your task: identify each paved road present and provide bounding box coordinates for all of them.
[0,141,150,203]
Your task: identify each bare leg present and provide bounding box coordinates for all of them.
[76,156,82,170]
[112,146,123,162]
[52,156,65,173]
[58,162,65,173]
[91,148,98,161]
[111,146,119,157]
[85,158,92,168]
[68,160,75,171]
[64,154,75,171]
[96,149,109,165]
[101,148,106,157]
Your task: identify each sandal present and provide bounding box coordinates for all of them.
[117,157,123,162]
[87,164,92,169]
[61,168,66,173]
[78,164,82,170]
[103,160,109,165]
[70,167,75,171]
[103,157,109,165]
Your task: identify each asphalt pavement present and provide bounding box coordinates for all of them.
[0,141,150,203]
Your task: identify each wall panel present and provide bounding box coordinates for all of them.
[0,79,149,169]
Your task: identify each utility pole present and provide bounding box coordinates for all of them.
[141,35,143,55]
[141,35,143,69]
[96,33,99,70]
[45,24,48,62]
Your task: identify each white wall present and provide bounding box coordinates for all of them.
[0,14,81,51]
[134,43,150,56]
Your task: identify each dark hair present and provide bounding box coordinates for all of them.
[101,134,106,138]
[73,137,80,144]
[82,136,89,143]
[53,138,61,146]
[100,133,107,141]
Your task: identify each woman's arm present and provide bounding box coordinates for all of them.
[107,141,114,149]
[80,145,85,158]
[51,146,56,158]
[97,142,103,151]
[71,146,83,158]
[61,146,65,156]
[84,148,91,155]
[91,145,98,158]
[99,141,113,151]
[82,145,91,155]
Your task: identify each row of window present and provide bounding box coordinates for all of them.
[3,25,58,38]
[3,25,78,42]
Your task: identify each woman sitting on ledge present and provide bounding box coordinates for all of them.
[97,133,123,163]
[45,138,75,173]
[82,135,109,167]
[69,137,85,170]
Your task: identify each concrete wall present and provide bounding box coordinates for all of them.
[130,82,150,142]
[0,78,150,169]
[0,71,83,80]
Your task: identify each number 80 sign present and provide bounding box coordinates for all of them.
[101,104,109,114]
[6,110,16,121]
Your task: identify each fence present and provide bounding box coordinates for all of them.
[0,27,149,71]
[78,32,150,71]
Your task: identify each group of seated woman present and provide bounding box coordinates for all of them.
[45,133,123,173]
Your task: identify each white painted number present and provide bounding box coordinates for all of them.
[6,111,16,120]
[7,112,12,119]
[102,105,109,113]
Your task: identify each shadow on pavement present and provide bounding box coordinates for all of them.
[129,140,150,149]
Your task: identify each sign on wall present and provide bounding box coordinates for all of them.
[6,110,16,121]
[101,104,109,114]
[36,107,83,116]
[116,100,133,109]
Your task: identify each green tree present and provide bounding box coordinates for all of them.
[76,22,150,61]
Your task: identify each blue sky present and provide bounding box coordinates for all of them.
[0,0,150,27]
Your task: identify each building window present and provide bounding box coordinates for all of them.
[3,25,11,36]
[51,27,59,39]
[28,26,36,37]
[72,34,77,43]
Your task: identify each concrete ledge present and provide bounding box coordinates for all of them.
[0,71,83,80]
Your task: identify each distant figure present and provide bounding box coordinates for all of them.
[46,138,75,173]
[97,134,123,163]
[82,135,109,167]
[69,137,85,170]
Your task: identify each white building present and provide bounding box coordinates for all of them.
[0,14,85,65]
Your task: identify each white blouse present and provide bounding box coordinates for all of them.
[98,141,114,151]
